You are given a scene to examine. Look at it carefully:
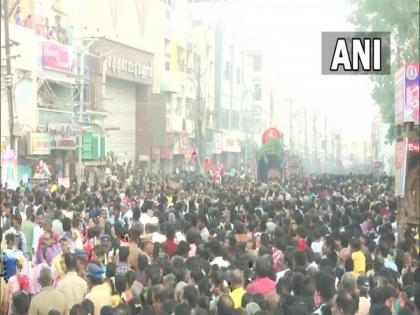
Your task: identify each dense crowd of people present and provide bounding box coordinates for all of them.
[0,165,419,315]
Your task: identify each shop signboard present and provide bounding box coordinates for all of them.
[407,140,420,153]
[92,38,153,85]
[395,137,408,197]
[28,133,51,155]
[222,132,243,153]
[42,41,77,74]
[48,124,78,150]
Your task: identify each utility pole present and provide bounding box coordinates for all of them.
[77,50,85,185]
[324,115,327,162]
[304,107,308,161]
[289,99,293,152]
[197,61,203,174]
[313,110,317,162]
[3,0,15,150]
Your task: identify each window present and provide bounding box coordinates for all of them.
[177,47,185,71]
[223,61,230,80]
[165,61,170,71]
[165,39,171,57]
[176,97,182,115]
[83,84,90,105]
[254,84,261,101]
[186,99,194,119]
[253,55,262,72]
[236,66,240,84]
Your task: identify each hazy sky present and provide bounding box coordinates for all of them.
[191,0,378,145]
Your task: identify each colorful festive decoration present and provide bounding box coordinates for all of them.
[262,128,283,145]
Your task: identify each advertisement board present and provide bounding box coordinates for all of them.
[395,138,408,197]
[222,132,243,153]
[48,124,78,150]
[28,133,51,155]
[92,38,153,85]
[404,64,419,124]
[395,64,419,125]
[42,41,77,74]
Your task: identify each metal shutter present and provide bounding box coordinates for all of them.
[103,79,136,164]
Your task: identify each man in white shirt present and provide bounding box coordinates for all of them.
[209,241,230,268]
[2,214,27,253]
[197,214,209,242]
[276,255,291,283]
[32,213,45,253]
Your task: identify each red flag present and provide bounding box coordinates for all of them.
[191,145,197,162]
[203,158,212,172]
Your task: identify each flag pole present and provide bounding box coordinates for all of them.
[196,145,203,174]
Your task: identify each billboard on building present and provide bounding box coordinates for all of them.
[48,124,78,150]
[42,41,77,74]
[395,64,419,125]
[405,64,419,124]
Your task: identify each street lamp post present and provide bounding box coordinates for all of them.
[2,0,16,150]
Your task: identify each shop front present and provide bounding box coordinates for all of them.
[47,123,79,179]
[91,38,153,164]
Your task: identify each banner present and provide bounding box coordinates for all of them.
[395,64,419,125]
[58,177,70,188]
[395,138,408,197]
[42,41,77,74]
[1,150,18,189]
[405,64,419,124]
[28,177,50,185]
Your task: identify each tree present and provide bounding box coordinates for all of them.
[348,0,419,142]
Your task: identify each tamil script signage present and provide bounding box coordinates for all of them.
[48,124,79,150]
[42,41,77,74]
[92,38,153,85]
[107,55,152,81]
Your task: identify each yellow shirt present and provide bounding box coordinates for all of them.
[352,251,366,279]
[52,253,65,276]
[230,287,246,309]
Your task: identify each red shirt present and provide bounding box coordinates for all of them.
[246,277,276,297]
[297,239,307,251]
[166,239,178,258]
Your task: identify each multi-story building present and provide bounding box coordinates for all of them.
[151,0,216,173]
[213,23,247,168]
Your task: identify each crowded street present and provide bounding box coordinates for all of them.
[1,0,419,315]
